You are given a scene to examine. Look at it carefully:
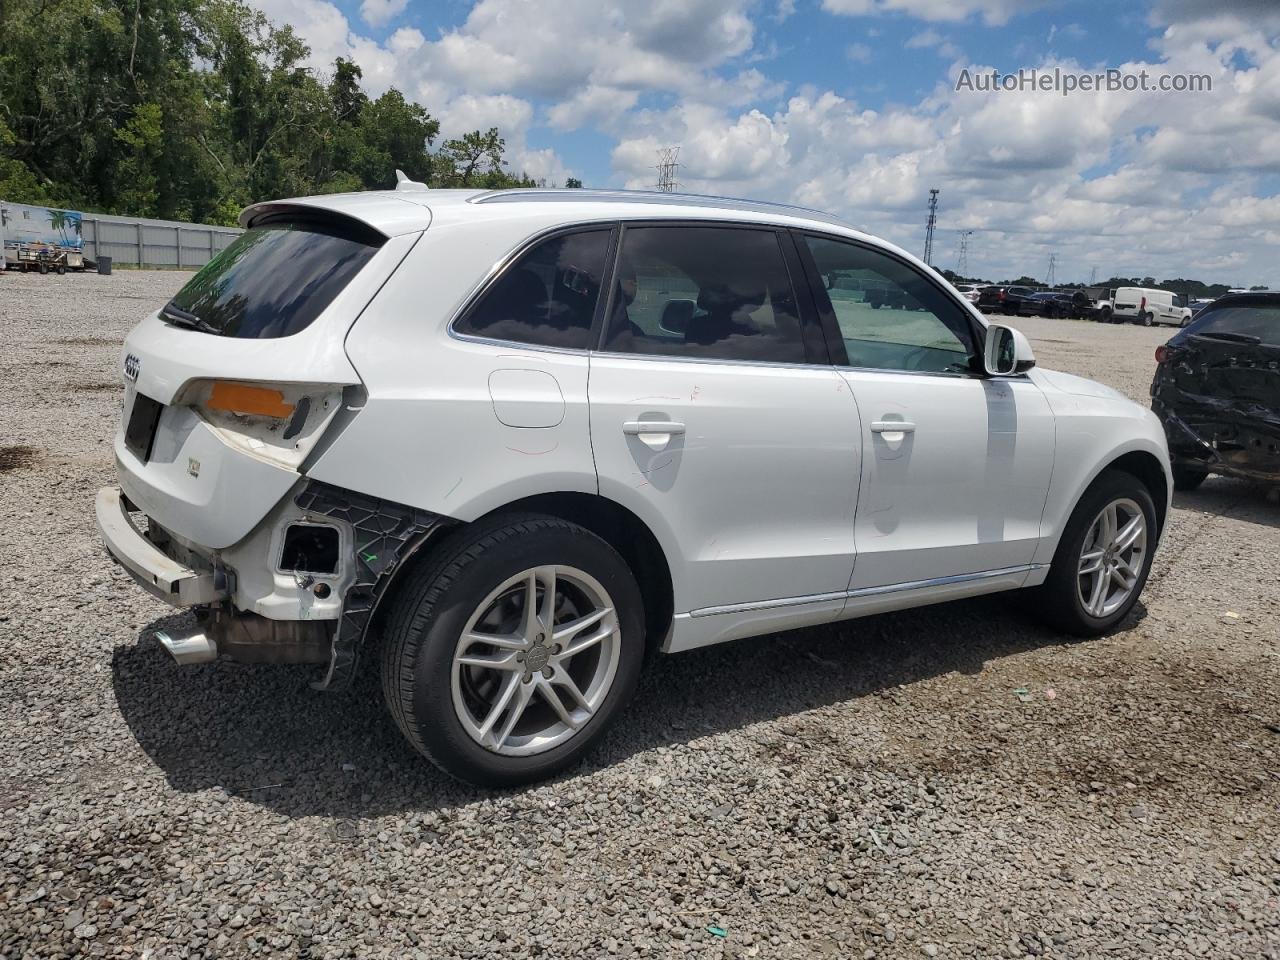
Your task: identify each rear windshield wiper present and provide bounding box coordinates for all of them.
[161,303,219,334]
[1192,330,1263,345]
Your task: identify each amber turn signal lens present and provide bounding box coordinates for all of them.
[206,382,295,419]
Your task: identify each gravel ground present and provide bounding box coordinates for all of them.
[1,270,1278,959]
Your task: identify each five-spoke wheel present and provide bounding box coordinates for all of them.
[381,514,643,787]
[1032,470,1158,636]
[1076,498,1147,619]
[451,565,620,756]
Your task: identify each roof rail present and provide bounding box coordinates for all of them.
[468,188,857,228]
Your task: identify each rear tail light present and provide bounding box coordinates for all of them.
[178,379,347,469]
[999,290,1006,301]
[207,382,295,419]
[1155,345,1169,363]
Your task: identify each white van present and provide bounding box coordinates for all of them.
[1112,287,1192,327]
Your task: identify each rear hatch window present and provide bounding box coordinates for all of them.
[163,218,384,338]
[1186,303,1279,346]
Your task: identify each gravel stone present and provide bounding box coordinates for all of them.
[1,272,1278,958]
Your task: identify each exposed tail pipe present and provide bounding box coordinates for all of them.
[155,626,218,665]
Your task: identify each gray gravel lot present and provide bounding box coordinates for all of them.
[1,270,1278,959]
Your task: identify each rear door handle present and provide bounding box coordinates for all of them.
[623,420,686,436]
[870,421,915,434]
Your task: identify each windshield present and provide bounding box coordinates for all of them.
[164,219,384,338]
[1186,303,1279,347]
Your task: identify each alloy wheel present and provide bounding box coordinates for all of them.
[1077,497,1147,619]
[450,565,620,756]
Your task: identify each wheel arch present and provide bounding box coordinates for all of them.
[1104,450,1169,534]
[372,491,675,657]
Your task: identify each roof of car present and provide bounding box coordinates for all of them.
[239,185,863,239]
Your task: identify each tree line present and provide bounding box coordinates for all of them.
[0,0,561,226]
[943,270,1246,299]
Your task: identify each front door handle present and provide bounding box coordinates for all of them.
[870,421,915,434]
[623,420,686,436]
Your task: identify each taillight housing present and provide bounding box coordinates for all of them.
[1154,345,1169,364]
[177,379,348,469]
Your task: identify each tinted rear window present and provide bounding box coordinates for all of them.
[1187,303,1280,346]
[164,220,383,338]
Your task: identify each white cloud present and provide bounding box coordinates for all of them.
[822,0,1048,27]
[244,0,1280,286]
[359,0,406,28]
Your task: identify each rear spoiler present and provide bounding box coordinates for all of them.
[239,193,432,238]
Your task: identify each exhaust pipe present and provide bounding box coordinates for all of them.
[156,625,219,665]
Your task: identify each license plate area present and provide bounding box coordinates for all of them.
[125,393,164,462]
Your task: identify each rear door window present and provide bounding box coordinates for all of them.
[600,225,808,364]
[164,219,384,339]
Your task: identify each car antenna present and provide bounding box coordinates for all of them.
[395,169,428,191]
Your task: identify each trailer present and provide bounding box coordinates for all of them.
[0,201,86,274]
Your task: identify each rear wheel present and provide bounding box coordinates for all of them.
[1032,471,1157,636]
[380,514,645,786]
[1172,464,1207,491]
[1141,311,1154,327]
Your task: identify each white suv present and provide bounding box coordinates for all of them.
[97,185,1172,785]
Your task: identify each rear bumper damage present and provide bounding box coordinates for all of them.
[1153,399,1280,482]
[96,480,454,689]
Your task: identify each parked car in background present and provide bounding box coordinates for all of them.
[977,284,1039,316]
[97,185,1173,786]
[1151,291,1280,490]
[1113,287,1192,327]
[1029,290,1093,319]
[1082,287,1117,322]
[1189,297,1215,316]
[952,282,982,304]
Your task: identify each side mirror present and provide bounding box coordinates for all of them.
[983,324,1036,376]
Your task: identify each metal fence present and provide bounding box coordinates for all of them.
[80,213,242,269]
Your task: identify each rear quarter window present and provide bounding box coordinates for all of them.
[164,219,384,339]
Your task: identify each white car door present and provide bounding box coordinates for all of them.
[795,233,1055,593]
[588,223,861,650]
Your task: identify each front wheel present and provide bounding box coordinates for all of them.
[1031,471,1157,637]
[380,514,645,787]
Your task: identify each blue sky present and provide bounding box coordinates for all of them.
[251,0,1280,285]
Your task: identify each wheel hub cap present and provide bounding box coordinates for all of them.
[524,643,550,674]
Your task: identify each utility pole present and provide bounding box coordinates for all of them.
[1046,252,1058,288]
[955,230,974,276]
[923,188,939,266]
[1088,265,1097,286]
[655,146,680,193]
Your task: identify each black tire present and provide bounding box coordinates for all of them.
[56,264,66,275]
[380,513,645,787]
[1172,464,1207,491]
[1030,470,1158,637]
[1141,311,1154,327]
[38,262,48,275]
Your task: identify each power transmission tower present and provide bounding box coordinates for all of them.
[922,188,940,266]
[955,230,974,276]
[655,146,680,193]
[1045,252,1058,287]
